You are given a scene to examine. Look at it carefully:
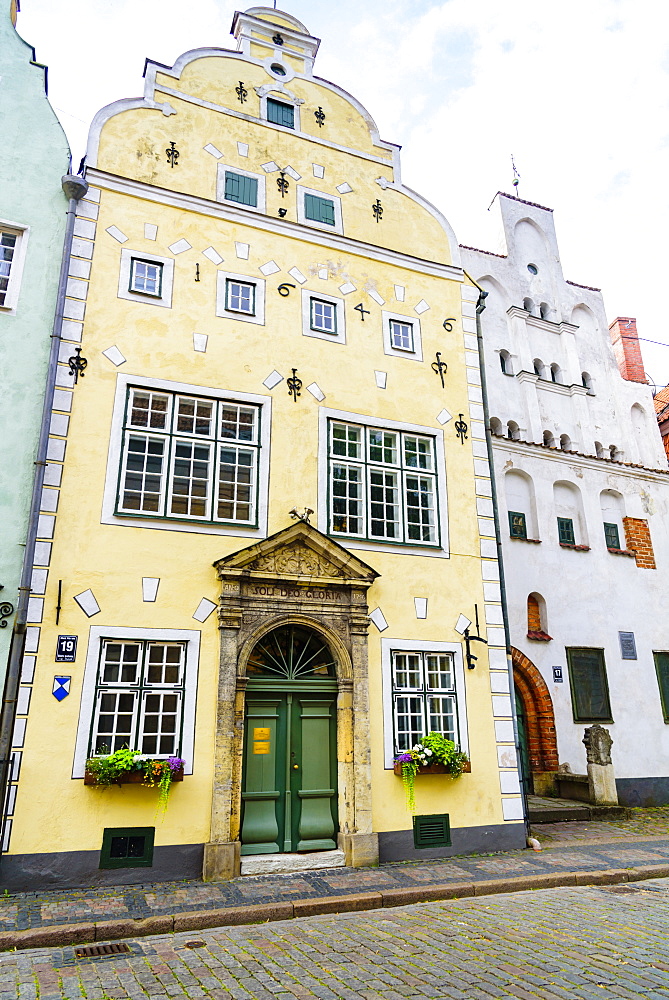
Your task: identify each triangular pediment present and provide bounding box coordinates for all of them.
[214,521,379,586]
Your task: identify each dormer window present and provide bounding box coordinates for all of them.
[267,98,294,129]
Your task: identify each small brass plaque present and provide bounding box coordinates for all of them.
[253,741,270,755]
[253,727,270,740]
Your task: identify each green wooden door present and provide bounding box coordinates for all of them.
[241,691,338,855]
[515,687,532,795]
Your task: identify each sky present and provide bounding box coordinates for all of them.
[16,0,669,389]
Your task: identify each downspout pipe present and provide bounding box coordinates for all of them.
[0,174,88,835]
[464,271,531,838]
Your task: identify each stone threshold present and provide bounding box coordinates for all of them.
[240,849,345,876]
[3,862,669,953]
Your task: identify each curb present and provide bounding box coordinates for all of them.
[2,863,669,952]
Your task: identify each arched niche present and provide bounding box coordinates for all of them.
[505,468,538,539]
[600,489,625,550]
[514,218,550,269]
[553,480,587,545]
[631,403,649,466]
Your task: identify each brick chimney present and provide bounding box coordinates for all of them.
[609,317,648,384]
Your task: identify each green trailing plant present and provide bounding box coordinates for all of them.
[85,749,185,810]
[395,732,470,813]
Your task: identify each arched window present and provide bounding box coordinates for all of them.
[553,480,587,547]
[560,434,572,452]
[595,441,605,459]
[550,363,562,384]
[582,372,593,393]
[505,469,538,540]
[489,417,503,436]
[600,489,625,551]
[610,444,620,461]
[527,593,550,640]
[507,420,520,441]
[539,302,551,320]
[543,430,555,448]
[499,350,512,375]
[247,625,336,679]
[524,297,535,315]
[533,358,544,378]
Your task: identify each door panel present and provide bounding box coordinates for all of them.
[242,691,337,854]
[294,699,337,850]
[240,700,284,855]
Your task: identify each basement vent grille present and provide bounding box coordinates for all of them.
[75,943,132,959]
[413,813,451,849]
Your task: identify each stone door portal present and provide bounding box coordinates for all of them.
[241,625,338,855]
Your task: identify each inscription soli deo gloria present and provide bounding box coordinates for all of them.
[243,583,344,601]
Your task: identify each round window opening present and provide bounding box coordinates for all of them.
[270,63,287,76]
[247,625,336,680]
[527,263,538,275]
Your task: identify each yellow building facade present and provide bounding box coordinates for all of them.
[3,8,525,889]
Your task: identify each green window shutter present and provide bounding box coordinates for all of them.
[567,648,612,722]
[654,653,669,723]
[267,98,294,128]
[604,522,620,549]
[225,171,258,207]
[557,517,575,544]
[508,511,527,539]
[100,827,155,869]
[304,194,336,226]
[413,813,451,849]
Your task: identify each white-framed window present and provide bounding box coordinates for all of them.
[102,374,271,538]
[381,638,468,768]
[382,310,423,362]
[318,408,449,557]
[226,279,255,314]
[0,221,29,314]
[118,249,174,308]
[301,288,346,345]
[129,259,163,297]
[261,93,300,130]
[216,163,266,213]
[73,626,201,777]
[296,185,343,235]
[116,386,260,526]
[216,271,266,325]
[325,417,442,548]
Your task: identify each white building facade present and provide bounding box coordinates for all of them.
[463,192,669,806]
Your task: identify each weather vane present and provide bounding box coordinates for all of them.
[511,154,520,194]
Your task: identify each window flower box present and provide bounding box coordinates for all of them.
[83,750,185,810]
[393,760,470,777]
[394,733,470,812]
[84,765,184,785]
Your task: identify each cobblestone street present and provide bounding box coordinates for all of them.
[2,879,669,999]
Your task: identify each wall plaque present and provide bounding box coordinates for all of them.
[619,631,637,660]
[56,635,77,662]
[552,666,563,683]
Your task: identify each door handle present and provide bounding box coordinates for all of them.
[293,764,299,770]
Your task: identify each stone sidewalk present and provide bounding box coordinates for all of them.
[3,832,669,952]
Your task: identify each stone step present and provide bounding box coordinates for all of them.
[240,849,346,876]
[528,795,630,824]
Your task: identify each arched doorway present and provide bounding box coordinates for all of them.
[512,646,558,792]
[241,624,339,855]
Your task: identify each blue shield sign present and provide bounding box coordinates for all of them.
[52,676,71,701]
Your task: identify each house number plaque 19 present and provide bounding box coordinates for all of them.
[56,635,78,662]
